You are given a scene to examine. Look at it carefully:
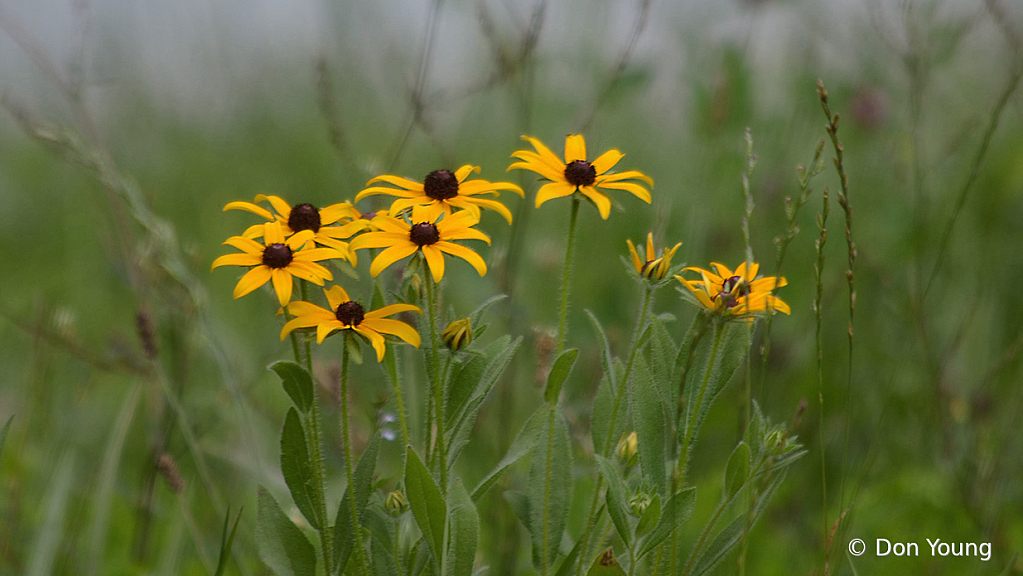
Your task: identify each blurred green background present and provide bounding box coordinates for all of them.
[2,0,1022,574]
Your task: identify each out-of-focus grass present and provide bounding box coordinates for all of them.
[2,0,1023,574]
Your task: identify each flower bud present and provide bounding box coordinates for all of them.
[616,431,638,465]
[442,317,473,351]
[629,491,651,517]
[385,489,409,516]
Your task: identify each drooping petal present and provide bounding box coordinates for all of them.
[317,320,344,344]
[365,318,421,347]
[597,170,655,186]
[354,326,388,361]
[591,149,624,175]
[211,253,261,270]
[271,269,294,305]
[564,134,587,163]
[232,266,272,299]
[223,235,265,255]
[224,201,274,220]
[365,174,425,191]
[365,303,421,319]
[597,181,652,204]
[578,186,612,220]
[421,245,446,282]
[369,244,418,277]
[436,241,487,277]
[460,196,512,224]
[280,312,331,340]
[287,260,332,284]
[535,182,575,208]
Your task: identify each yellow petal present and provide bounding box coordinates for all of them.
[564,134,587,163]
[287,260,332,284]
[366,174,424,191]
[461,196,513,224]
[422,245,445,282]
[535,182,575,208]
[233,266,272,299]
[286,230,316,249]
[317,321,344,344]
[365,318,421,347]
[597,170,654,186]
[271,269,294,305]
[459,180,525,197]
[436,242,487,277]
[263,222,286,245]
[627,239,641,273]
[223,235,265,255]
[254,195,293,219]
[365,303,421,319]
[508,156,564,182]
[355,186,420,202]
[520,136,566,172]
[350,232,412,251]
[578,186,612,220]
[325,285,351,309]
[369,244,418,277]
[591,149,624,175]
[319,202,358,225]
[597,181,652,204]
[645,233,655,259]
[454,165,480,182]
[223,201,274,220]
[354,326,387,361]
[211,253,261,270]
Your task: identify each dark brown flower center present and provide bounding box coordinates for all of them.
[335,301,365,326]
[715,275,749,308]
[288,203,321,233]
[424,169,459,201]
[564,160,596,187]
[262,243,293,269]
[409,222,440,246]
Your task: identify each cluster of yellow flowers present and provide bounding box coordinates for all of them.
[212,134,788,360]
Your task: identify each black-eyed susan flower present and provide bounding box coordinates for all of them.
[224,194,364,261]
[280,285,421,360]
[509,134,653,219]
[354,166,523,224]
[675,261,790,317]
[348,206,490,282]
[211,222,341,306]
[627,233,682,281]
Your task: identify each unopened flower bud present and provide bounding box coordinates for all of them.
[616,431,638,465]
[629,492,651,517]
[385,490,409,516]
[442,317,472,351]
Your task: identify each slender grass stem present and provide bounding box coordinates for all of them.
[340,340,369,576]
[557,197,581,356]
[425,276,447,495]
[814,188,831,573]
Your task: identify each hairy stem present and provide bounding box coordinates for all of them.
[340,341,369,576]
[557,196,581,356]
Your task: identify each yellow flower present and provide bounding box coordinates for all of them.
[224,194,364,262]
[627,233,682,281]
[211,222,341,306]
[348,206,490,282]
[674,261,790,317]
[508,134,653,219]
[354,166,523,223]
[280,285,421,361]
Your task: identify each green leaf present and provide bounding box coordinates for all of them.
[503,491,531,531]
[585,547,627,576]
[255,486,316,576]
[447,479,479,576]
[446,336,522,469]
[723,442,750,500]
[635,494,661,539]
[682,323,750,446]
[270,361,314,413]
[471,404,547,501]
[527,409,573,570]
[371,537,400,576]
[553,536,586,576]
[214,506,243,576]
[446,355,487,429]
[630,354,667,496]
[637,487,696,558]
[647,317,679,415]
[545,348,579,403]
[594,455,632,548]
[468,294,507,327]
[280,408,320,530]
[0,415,12,462]
[586,310,618,393]
[404,446,446,563]
[333,434,381,571]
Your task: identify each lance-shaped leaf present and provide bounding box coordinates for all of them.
[255,487,316,576]
[630,354,667,496]
[594,455,632,548]
[637,487,696,558]
[527,410,572,570]
[270,361,314,413]
[586,310,618,393]
[471,405,547,501]
[447,480,479,576]
[723,442,750,500]
[404,446,446,562]
[333,434,380,571]
[545,348,579,403]
[635,494,661,539]
[280,408,319,530]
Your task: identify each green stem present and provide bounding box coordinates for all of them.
[681,496,728,576]
[300,281,314,374]
[576,285,653,575]
[541,403,557,576]
[556,196,581,356]
[340,340,369,576]
[425,276,446,495]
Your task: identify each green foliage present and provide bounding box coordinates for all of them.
[447,479,480,576]
[333,434,381,572]
[255,487,316,576]
[404,446,446,565]
[544,348,579,403]
[214,507,244,576]
[527,409,573,570]
[471,404,548,501]
[270,361,315,413]
[630,353,668,496]
[280,408,320,530]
